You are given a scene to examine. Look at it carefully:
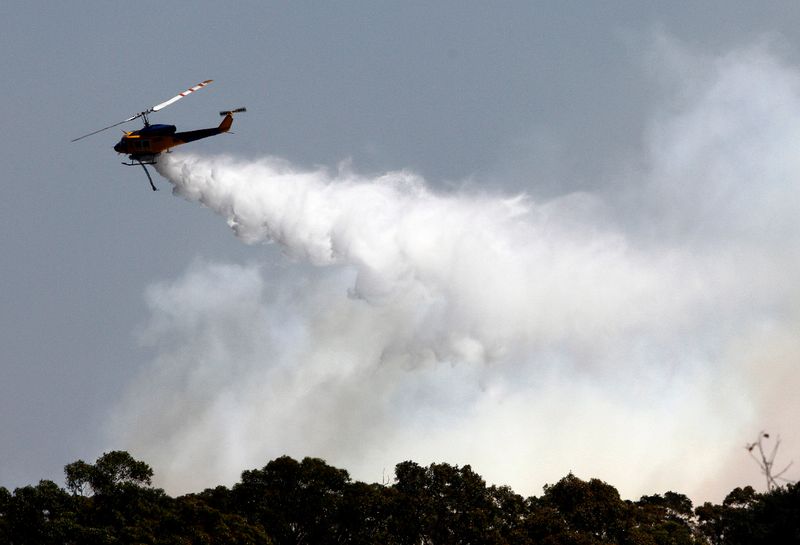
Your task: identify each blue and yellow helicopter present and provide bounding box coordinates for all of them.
[72,80,245,190]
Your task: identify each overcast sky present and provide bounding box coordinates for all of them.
[2,1,800,503]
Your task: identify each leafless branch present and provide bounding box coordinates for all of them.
[745,431,795,491]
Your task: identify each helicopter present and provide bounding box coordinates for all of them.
[72,80,245,191]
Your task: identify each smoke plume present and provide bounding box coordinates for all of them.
[109,38,800,501]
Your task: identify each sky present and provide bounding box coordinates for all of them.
[2,1,800,503]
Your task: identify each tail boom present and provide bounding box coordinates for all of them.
[174,107,246,143]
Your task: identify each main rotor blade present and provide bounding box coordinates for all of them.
[151,79,213,112]
[70,113,141,142]
[71,79,212,142]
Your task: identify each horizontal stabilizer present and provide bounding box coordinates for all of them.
[220,107,247,116]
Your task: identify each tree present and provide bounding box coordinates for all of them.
[389,461,506,545]
[0,486,10,542]
[162,494,272,544]
[232,455,350,545]
[64,450,153,497]
[488,484,530,544]
[5,449,800,544]
[4,480,76,544]
[62,451,165,543]
[750,481,800,544]
[635,492,700,545]
[335,480,394,545]
[522,496,581,545]
[64,459,94,497]
[541,473,627,543]
[696,483,800,545]
[390,461,430,544]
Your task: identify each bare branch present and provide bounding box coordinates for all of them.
[745,431,795,491]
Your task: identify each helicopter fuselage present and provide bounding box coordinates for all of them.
[113,112,235,159]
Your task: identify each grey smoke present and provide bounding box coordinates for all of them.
[108,37,800,502]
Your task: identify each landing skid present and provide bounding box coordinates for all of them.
[122,156,158,191]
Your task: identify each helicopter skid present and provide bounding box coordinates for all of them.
[122,154,158,166]
[120,156,159,191]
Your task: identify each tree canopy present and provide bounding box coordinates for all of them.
[0,451,797,544]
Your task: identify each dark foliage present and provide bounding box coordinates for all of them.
[0,451,797,544]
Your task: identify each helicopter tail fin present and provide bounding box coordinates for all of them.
[218,107,246,132]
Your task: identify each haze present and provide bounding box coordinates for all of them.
[2,2,799,503]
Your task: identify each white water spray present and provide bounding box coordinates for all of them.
[111,39,800,501]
